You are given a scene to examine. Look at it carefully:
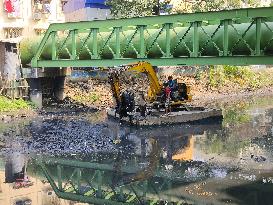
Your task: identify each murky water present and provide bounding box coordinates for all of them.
[1,95,273,205]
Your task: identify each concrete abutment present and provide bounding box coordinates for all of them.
[23,67,71,108]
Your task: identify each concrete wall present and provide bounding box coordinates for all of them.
[0,43,5,79]
[0,42,20,84]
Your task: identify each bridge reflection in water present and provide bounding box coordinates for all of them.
[33,121,227,205]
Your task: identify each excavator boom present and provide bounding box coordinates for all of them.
[109,62,162,106]
[109,72,122,107]
[125,62,162,101]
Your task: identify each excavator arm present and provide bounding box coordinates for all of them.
[109,72,122,107]
[109,62,162,107]
[126,62,162,102]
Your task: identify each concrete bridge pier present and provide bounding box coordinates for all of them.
[53,76,66,101]
[23,67,71,108]
[27,78,43,109]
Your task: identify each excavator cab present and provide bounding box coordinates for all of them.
[161,79,191,104]
[172,81,191,101]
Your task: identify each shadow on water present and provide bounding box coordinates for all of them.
[222,179,273,205]
[1,95,273,204]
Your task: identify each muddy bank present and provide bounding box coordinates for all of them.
[64,76,273,109]
[65,80,114,109]
[0,96,37,122]
[2,68,273,119]
[190,86,273,108]
[0,109,37,123]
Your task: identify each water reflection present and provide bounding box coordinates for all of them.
[0,96,273,204]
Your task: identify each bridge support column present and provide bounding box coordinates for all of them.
[27,78,42,109]
[53,76,66,101]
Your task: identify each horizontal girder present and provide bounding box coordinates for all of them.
[26,7,273,68]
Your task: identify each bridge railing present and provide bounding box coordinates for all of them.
[30,7,273,68]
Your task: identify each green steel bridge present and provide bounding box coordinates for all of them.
[35,153,221,205]
[20,6,273,106]
[23,6,273,69]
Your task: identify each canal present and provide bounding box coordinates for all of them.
[0,95,273,205]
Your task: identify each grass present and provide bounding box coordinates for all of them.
[73,92,101,104]
[222,101,251,126]
[0,96,33,112]
[197,65,273,90]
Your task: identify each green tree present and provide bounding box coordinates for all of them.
[106,0,171,18]
[106,0,262,18]
[192,0,261,12]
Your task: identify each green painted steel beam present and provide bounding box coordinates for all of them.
[38,157,187,179]
[24,6,273,68]
[33,56,273,67]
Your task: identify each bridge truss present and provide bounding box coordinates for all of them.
[30,7,273,68]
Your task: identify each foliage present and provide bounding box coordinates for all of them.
[197,66,273,90]
[222,101,251,126]
[106,0,262,18]
[170,0,194,13]
[192,0,260,12]
[0,96,33,112]
[90,93,100,103]
[207,65,225,87]
[106,0,171,18]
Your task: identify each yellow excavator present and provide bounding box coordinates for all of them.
[108,62,192,120]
